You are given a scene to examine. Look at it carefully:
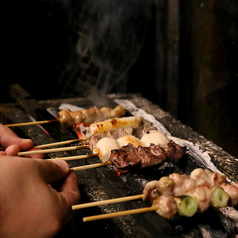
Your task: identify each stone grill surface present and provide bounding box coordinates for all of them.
[0,84,237,238]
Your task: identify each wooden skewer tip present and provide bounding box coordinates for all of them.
[70,161,111,171]
[18,144,89,156]
[83,207,157,222]
[35,139,83,148]
[5,119,58,127]
[72,194,144,210]
[48,154,95,161]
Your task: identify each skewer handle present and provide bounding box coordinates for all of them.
[71,161,111,171]
[35,139,83,148]
[48,154,95,161]
[83,207,157,222]
[18,145,89,156]
[5,119,58,127]
[72,194,144,210]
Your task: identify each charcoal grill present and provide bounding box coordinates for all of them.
[0,84,237,238]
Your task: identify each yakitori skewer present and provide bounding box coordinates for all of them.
[81,195,199,222]
[67,135,185,173]
[33,129,185,171]
[14,115,147,153]
[58,105,126,127]
[4,105,126,128]
[18,144,89,156]
[82,184,231,222]
[72,169,236,222]
[74,193,199,221]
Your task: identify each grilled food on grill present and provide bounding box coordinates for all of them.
[141,130,170,147]
[220,183,238,206]
[88,126,157,150]
[91,129,186,170]
[57,105,126,127]
[92,137,120,162]
[75,168,236,221]
[117,135,146,147]
[142,168,237,218]
[79,116,145,139]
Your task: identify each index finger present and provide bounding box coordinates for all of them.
[0,123,34,150]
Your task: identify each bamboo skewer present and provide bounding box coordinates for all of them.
[18,145,89,156]
[5,119,58,127]
[48,154,95,161]
[83,207,157,222]
[70,161,111,171]
[35,139,83,148]
[72,194,144,210]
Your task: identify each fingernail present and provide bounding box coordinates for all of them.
[52,160,69,171]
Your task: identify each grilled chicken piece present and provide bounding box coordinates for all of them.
[57,105,126,127]
[152,195,178,218]
[82,116,145,139]
[190,168,226,188]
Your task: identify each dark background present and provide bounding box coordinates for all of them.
[2,0,238,158]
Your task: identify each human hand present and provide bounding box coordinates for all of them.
[0,123,44,158]
[0,156,80,238]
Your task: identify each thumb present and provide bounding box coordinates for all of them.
[38,159,70,184]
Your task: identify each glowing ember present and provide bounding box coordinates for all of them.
[73,123,89,139]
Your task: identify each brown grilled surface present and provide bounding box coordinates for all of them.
[0,86,237,237]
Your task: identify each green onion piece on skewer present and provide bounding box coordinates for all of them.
[211,187,229,208]
[174,196,198,217]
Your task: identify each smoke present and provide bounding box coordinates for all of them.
[76,0,154,106]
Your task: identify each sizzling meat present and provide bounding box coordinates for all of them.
[57,105,126,127]
[108,142,185,171]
